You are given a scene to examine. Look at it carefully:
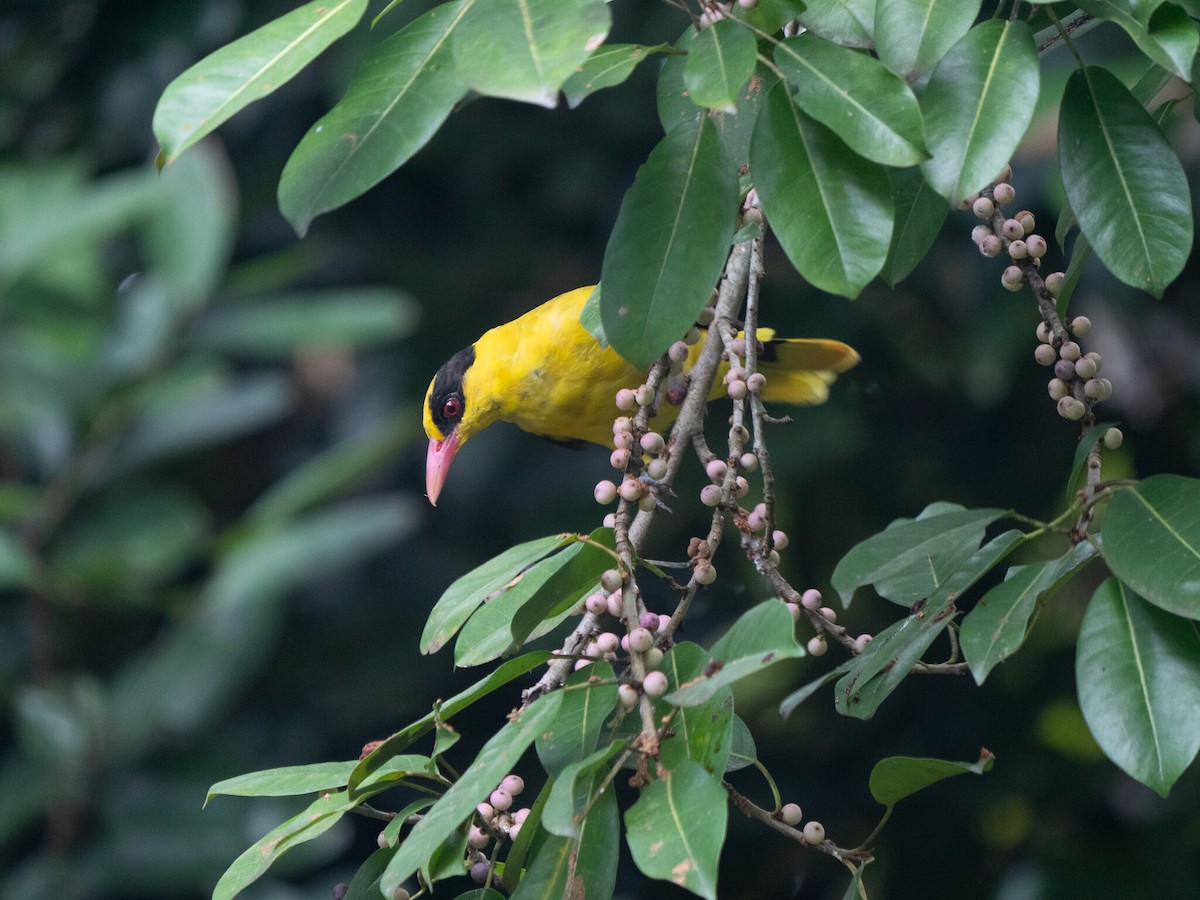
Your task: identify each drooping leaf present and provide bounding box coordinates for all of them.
[868,751,994,805]
[796,0,876,48]
[278,2,470,235]
[563,43,670,108]
[542,742,625,838]
[451,0,611,108]
[512,778,619,900]
[666,601,805,707]
[421,533,573,654]
[153,0,369,166]
[751,82,892,297]
[379,692,565,896]
[684,19,757,114]
[1077,578,1200,796]
[775,34,927,166]
[779,661,853,719]
[874,0,981,83]
[599,114,738,368]
[961,541,1097,683]
[511,528,616,646]
[831,507,1006,607]
[919,19,1038,203]
[880,166,949,286]
[536,662,619,777]
[625,759,727,900]
[1058,66,1192,297]
[1078,0,1199,80]
[1102,475,1200,618]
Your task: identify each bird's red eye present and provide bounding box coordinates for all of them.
[442,396,462,419]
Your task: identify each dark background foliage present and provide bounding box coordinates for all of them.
[3,1,1200,897]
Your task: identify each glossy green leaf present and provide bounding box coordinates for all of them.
[779,661,852,719]
[379,692,565,896]
[511,528,615,646]
[880,167,948,286]
[349,651,553,795]
[874,0,980,82]
[751,82,892,297]
[1077,578,1200,796]
[656,643,734,777]
[512,781,618,900]
[563,43,668,108]
[0,531,33,589]
[599,114,738,368]
[625,759,727,900]
[667,601,805,707]
[537,663,619,777]
[1059,66,1192,297]
[919,19,1038,203]
[153,0,368,166]
[342,847,396,900]
[1103,475,1200,618]
[831,507,1006,606]
[684,19,756,114]
[797,0,875,48]
[206,761,356,804]
[451,0,611,108]
[1079,0,1198,80]
[775,34,927,166]
[213,790,355,899]
[279,2,470,236]
[961,541,1097,684]
[725,715,757,772]
[190,288,418,357]
[868,752,994,805]
[422,533,572,654]
[728,0,808,34]
[542,741,625,837]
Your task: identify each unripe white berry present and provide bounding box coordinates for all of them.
[634,384,655,407]
[644,647,664,670]
[1074,357,1098,380]
[723,366,746,385]
[1015,210,1036,233]
[613,430,635,450]
[628,627,654,654]
[377,831,390,849]
[613,416,633,435]
[617,683,639,708]
[668,340,690,362]
[610,448,631,470]
[746,509,767,532]
[1001,218,1024,240]
[615,388,637,411]
[1044,271,1065,296]
[602,513,616,529]
[772,529,788,549]
[393,889,411,900]
[640,432,665,454]
[642,670,669,698]
[489,788,513,812]
[781,802,804,825]
[1034,344,1057,366]
[803,821,826,844]
[585,591,608,615]
[1103,427,1123,449]
[972,196,995,218]
[1001,265,1024,290]
[594,480,618,504]
[501,774,524,796]
[854,633,874,653]
[1059,341,1081,362]
[646,458,668,480]
[477,801,495,820]
[806,636,827,656]
[574,657,591,670]
[818,606,837,624]
[1057,396,1085,421]
[1025,234,1047,258]
[993,182,1015,204]
[786,602,802,621]
[733,476,749,497]
[727,379,748,400]
[978,234,1002,257]
[1084,351,1102,371]
[1007,239,1028,260]
[685,326,701,345]
[658,613,671,633]
[740,451,759,472]
[1070,315,1091,337]
[1047,378,1069,400]
[700,483,723,506]
[801,588,822,609]
[468,825,490,849]
[995,164,1013,184]
[619,478,643,502]
[1054,359,1076,381]
[693,559,717,585]
[746,372,766,393]
[706,458,728,482]
[1036,321,1052,343]
[971,224,993,245]
[600,568,623,594]
[596,631,620,654]
[731,424,750,442]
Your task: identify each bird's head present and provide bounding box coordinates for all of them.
[423,345,491,505]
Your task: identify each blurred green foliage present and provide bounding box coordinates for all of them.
[3,1,1200,899]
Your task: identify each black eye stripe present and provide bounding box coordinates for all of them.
[430,345,475,434]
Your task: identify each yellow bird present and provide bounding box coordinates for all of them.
[423,286,858,505]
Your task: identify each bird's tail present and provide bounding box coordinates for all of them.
[756,337,860,406]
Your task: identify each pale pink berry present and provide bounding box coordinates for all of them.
[642,671,669,698]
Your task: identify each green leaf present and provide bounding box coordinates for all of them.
[1066,421,1121,501]
[153,0,369,166]
[563,43,669,108]
[868,752,994,805]
[874,0,981,83]
[1102,475,1200,618]
[751,82,893,298]
[775,34,927,167]
[421,533,573,654]
[1058,66,1192,297]
[1078,0,1199,80]
[657,643,735,777]
[0,530,34,589]
[624,759,727,900]
[537,663,619,777]
[190,288,418,357]
[278,2,470,236]
[511,528,615,647]
[212,790,356,900]
[684,20,757,114]
[797,0,876,48]
[542,742,625,838]
[342,847,397,900]
[779,661,853,719]
[349,651,553,795]
[379,692,565,896]
[451,0,611,108]
[831,507,1006,607]
[599,114,738,368]
[577,284,607,347]
[512,780,619,900]
[725,715,757,772]
[881,166,949,286]
[667,601,805,707]
[919,19,1038,204]
[1077,578,1200,796]
[961,541,1097,684]
[206,761,357,804]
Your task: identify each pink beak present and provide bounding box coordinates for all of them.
[425,433,460,506]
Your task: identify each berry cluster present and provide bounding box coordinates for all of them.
[467,775,532,883]
[777,802,825,845]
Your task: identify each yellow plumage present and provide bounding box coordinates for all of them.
[422,286,858,503]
